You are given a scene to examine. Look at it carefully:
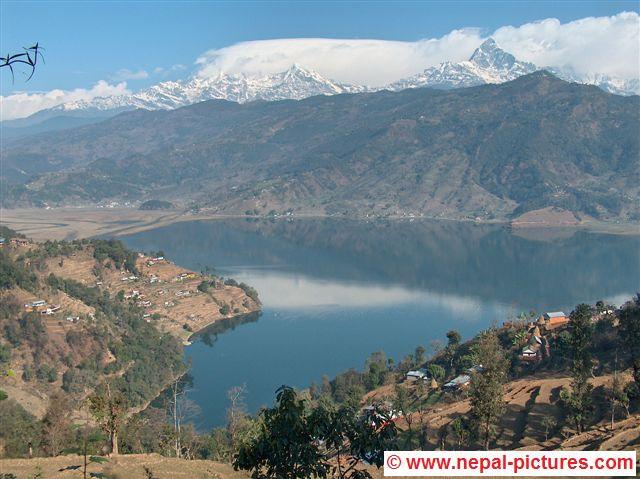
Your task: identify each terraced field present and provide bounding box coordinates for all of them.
[370,373,639,452]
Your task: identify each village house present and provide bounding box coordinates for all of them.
[40,305,61,315]
[442,365,483,391]
[406,368,430,382]
[443,374,471,391]
[24,300,47,312]
[10,238,29,246]
[521,334,543,361]
[537,311,568,331]
[362,401,400,421]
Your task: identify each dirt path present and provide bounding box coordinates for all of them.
[0,453,250,479]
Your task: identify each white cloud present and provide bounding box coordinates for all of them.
[0,80,130,121]
[492,11,640,79]
[153,64,187,77]
[228,267,509,321]
[196,29,482,86]
[110,68,149,81]
[1,12,637,121]
[196,12,639,85]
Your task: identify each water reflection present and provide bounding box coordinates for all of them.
[123,218,639,312]
[120,218,639,428]
[192,311,261,347]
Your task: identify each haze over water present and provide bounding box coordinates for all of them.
[121,218,640,429]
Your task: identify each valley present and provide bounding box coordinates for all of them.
[1,7,639,477]
[2,73,638,224]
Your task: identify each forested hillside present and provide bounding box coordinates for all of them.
[0,229,259,458]
[2,72,638,222]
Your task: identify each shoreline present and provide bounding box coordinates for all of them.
[2,207,638,240]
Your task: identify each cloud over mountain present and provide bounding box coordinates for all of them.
[196,12,639,85]
[0,81,130,121]
[0,11,637,121]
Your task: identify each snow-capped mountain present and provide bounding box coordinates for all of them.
[546,66,640,97]
[47,64,368,115]
[388,38,639,95]
[7,39,638,128]
[389,38,538,91]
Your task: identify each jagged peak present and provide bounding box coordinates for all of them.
[469,38,517,69]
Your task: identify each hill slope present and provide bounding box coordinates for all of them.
[2,72,638,221]
[0,233,260,423]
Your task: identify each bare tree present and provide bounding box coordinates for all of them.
[167,376,200,459]
[41,392,73,456]
[227,384,249,450]
[87,383,127,456]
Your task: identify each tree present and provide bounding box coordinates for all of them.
[227,384,250,452]
[414,346,426,367]
[607,369,630,428]
[41,393,73,456]
[445,330,461,372]
[363,351,388,390]
[468,330,508,449]
[392,385,414,448]
[446,330,461,347]
[618,296,640,388]
[560,304,594,433]
[234,386,396,479]
[427,364,445,384]
[450,417,470,449]
[87,384,127,455]
[541,416,557,442]
[234,386,327,479]
[311,398,397,478]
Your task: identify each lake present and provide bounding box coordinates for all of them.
[120,218,639,429]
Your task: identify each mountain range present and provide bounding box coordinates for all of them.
[2,38,638,138]
[2,71,638,223]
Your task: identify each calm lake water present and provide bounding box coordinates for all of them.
[120,218,639,429]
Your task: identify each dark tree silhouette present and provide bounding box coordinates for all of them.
[1,43,44,82]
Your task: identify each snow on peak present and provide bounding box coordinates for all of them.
[23,43,638,121]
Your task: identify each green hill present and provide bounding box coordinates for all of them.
[2,72,638,221]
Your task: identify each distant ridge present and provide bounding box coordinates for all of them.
[3,72,638,223]
[2,38,637,134]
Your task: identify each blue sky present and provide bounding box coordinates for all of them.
[1,1,637,92]
[1,1,638,119]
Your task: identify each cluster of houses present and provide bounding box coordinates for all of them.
[172,272,197,282]
[124,290,142,300]
[519,311,569,363]
[146,256,165,266]
[24,300,61,316]
[0,237,30,248]
[405,365,484,392]
[401,312,573,393]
